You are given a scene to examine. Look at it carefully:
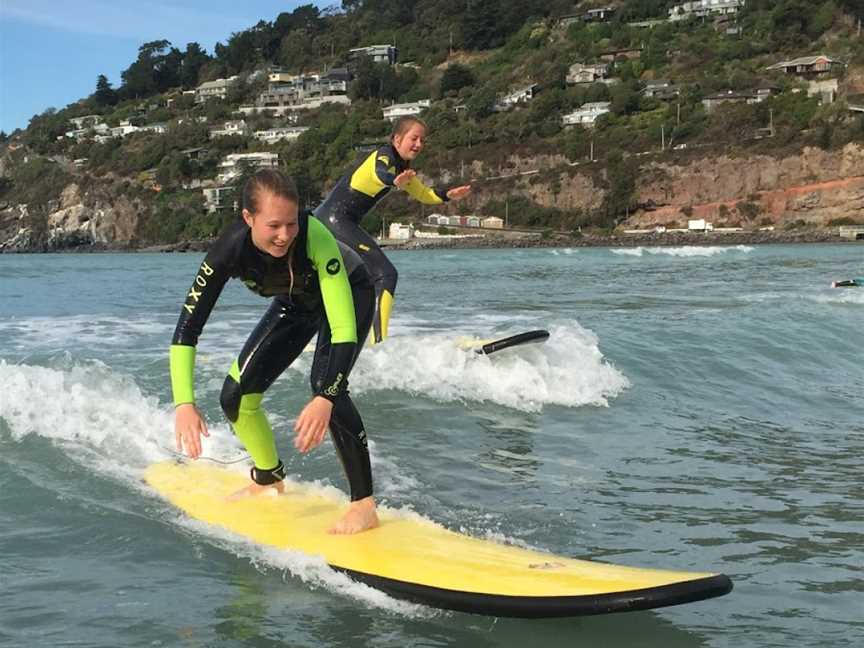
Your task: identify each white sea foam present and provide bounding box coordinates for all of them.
[0,359,446,616]
[0,315,168,351]
[171,514,438,618]
[612,245,753,258]
[809,290,864,305]
[349,322,629,412]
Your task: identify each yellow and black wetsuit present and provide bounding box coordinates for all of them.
[169,213,376,499]
[314,143,450,343]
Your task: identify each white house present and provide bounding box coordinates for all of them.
[202,186,236,213]
[210,120,249,138]
[482,216,504,229]
[382,99,431,122]
[688,219,714,231]
[218,152,279,182]
[562,102,612,127]
[140,122,169,135]
[349,44,397,66]
[494,85,539,111]
[110,121,141,138]
[253,127,310,144]
[65,121,110,140]
[668,0,744,22]
[388,222,413,239]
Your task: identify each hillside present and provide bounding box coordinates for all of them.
[1,0,863,251]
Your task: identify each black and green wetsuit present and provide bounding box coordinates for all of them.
[314,143,450,343]
[170,213,375,499]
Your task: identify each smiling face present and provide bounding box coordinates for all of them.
[392,123,426,160]
[242,190,299,258]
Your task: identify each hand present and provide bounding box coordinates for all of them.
[447,184,472,201]
[393,169,416,189]
[175,403,209,459]
[294,396,334,454]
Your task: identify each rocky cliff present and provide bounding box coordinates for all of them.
[1,142,862,251]
[462,143,864,229]
[0,179,142,252]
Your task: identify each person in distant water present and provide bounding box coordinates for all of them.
[170,169,379,534]
[314,116,472,344]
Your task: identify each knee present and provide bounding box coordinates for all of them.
[220,375,243,423]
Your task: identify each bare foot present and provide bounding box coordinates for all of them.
[225,480,285,502]
[328,496,379,534]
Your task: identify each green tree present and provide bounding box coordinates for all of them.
[467,85,496,120]
[439,64,475,96]
[599,151,639,226]
[93,74,118,107]
[180,42,210,89]
[120,40,182,98]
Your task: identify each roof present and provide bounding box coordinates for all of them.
[767,55,844,69]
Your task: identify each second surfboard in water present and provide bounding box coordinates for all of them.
[458,329,551,355]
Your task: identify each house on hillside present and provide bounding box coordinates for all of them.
[767,55,845,78]
[668,0,744,22]
[209,120,248,138]
[202,185,235,213]
[562,102,611,127]
[493,85,539,112]
[643,79,680,100]
[583,7,615,22]
[382,99,431,122]
[807,78,839,104]
[140,122,169,135]
[349,44,398,67]
[253,127,309,144]
[566,63,613,85]
[195,76,239,103]
[701,88,777,112]
[110,121,140,138]
[218,152,278,183]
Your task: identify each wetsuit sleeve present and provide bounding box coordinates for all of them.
[402,175,449,205]
[374,151,398,186]
[169,240,233,405]
[307,216,358,401]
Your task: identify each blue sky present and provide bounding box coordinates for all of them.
[0,0,327,134]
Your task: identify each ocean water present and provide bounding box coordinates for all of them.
[0,243,861,647]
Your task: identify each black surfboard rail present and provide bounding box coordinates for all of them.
[477,329,551,355]
[335,567,733,618]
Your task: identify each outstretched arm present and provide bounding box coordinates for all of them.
[170,242,232,458]
[397,171,472,205]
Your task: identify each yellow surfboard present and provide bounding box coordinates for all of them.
[145,461,732,617]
